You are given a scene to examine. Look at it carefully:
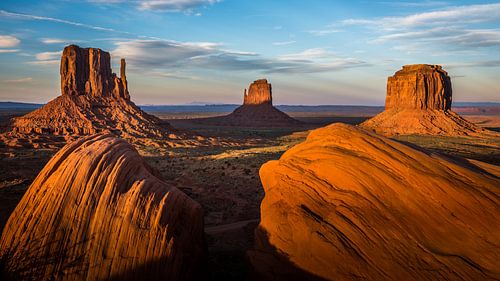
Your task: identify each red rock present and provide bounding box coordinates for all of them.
[0,134,205,281]
[243,79,272,105]
[250,123,500,280]
[197,79,300,127]
[361,64,491,136]
[9,45,173,144]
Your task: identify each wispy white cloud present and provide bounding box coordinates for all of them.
[112,39,369,74]
[35,51,61,61]
[0,49,19,53]
[308,25,342,36]
[41,38,66,44]
[343,3,500,29]
[0,35,20,48]
[0,10,130,34]
[272,40,296,46]
[139,0,220,12]
[338,3,500,53]
[3,77,32,83]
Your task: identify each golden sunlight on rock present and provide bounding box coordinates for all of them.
[251,123,500,280]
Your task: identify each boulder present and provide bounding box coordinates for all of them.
[250,123,500,280]
[0,134,205,281]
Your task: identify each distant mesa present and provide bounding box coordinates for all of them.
[6,45,174,146]
[0,134,205,281]
[196,79,301,127]
[361,64,489,136]
[250,123,500,280]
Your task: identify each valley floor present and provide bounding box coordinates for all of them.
[0,112,498,280]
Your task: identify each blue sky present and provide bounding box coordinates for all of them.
[0,0,499,105]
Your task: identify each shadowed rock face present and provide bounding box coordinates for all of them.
[0,134,205,281]
[9,45,170,142]
[250,123,500,281]
[243,79,272,105]
[386,64,452,111]
[361,64,489,136]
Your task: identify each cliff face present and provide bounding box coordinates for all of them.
[8,45,171,144]
[198,78,299,127]
[250,123,500,280]
[243,79,272,105]
[361,64,487,136]
[385,64,452,111]
[0,134,205,281]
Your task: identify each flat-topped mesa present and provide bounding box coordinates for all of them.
[386,64,452,111]
[60,45,129,100]
[243,79,272,105]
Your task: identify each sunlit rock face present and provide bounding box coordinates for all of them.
[250,123,500,281]
[361,64,486,136]
[243,79,272,105]
[9,45,169,140]
[0,134,205,281]
[385,64,451,111]
[203,78,300,127]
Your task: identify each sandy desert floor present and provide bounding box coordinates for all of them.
[0,111,498,280]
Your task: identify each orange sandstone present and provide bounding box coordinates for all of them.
[250,123,500,280]
[0,134,205,281]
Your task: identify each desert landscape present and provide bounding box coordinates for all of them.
[0,1,499,281]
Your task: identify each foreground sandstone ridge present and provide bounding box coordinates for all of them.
[8,45,173,143]
[251,123,500,280]
[199,79,300,127]
[0,134,205,281]
[361,64,487,136]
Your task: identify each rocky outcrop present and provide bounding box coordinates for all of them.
[385,64,451,110]
[361,64,487,136]
[0,134,205,281]
[7,45,172,145]
[250,123,500,280]
[243,79,272,105]
[196,79,300,127]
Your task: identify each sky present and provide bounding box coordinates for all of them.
[0,0,499,105]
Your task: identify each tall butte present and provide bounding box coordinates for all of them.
[8,45,171,143]
[201,79,300,127]
[361,64,488,136]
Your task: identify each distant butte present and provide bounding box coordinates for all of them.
[3,45,178,147]
[361,64,491,136]
[198,79,301,127]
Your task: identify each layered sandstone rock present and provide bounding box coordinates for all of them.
[8,45,170,143]
[0,134,205,281]
[197,79,300,127]
[250,123,500,280]
[243,79,272,105]
[361,64,486,136]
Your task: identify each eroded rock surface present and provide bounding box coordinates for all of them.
[6,45,175,147]
[361,64,489,136]
[243,79,272,105]
[250,123,500,280]
[197,79,300,127]
[0,134,205,281]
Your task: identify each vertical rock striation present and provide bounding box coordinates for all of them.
[7,45,173,145]
[385,64,452,111]
[243,79,272,105]
[198,78,300,127]
[361,64,487,136]
[0,134,205,281]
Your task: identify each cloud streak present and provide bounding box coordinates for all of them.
[0,10,131,34]
[0,35,20,48]
[112,39,369,74]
